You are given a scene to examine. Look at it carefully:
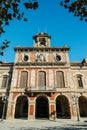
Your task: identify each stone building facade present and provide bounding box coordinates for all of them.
[0,32,87,121]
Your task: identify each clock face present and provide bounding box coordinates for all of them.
[55,55,61,61]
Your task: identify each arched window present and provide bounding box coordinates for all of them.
[76,75,83,88]
[38,71,46,90]
[1,75,8,88]
[19,71,28,88]
[56,71,65,88]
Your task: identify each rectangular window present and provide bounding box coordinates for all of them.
[56,71,65,88]
[19,71,28,88]
[77,76,83,88]
[38,71,46,90]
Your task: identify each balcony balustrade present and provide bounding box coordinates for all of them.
[24,86,56,92]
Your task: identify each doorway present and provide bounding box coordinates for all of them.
[35,96,49,119]
[79,96,87,117]
[15,95,28,119]
[56,95,71,119]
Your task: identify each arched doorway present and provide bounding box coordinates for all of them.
[0,97,4,118]
[35,96,49,119]
[15,95,28,119]
[56,95,71,119]
[79,96,87,117]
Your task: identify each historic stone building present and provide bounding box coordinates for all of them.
[0,32,87,121]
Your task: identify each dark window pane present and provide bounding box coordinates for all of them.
[77,76,83,88]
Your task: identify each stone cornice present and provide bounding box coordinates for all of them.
[70,62,87,67]
[0,62,13,67]
[14,61,67,66]
[14,46,70,52]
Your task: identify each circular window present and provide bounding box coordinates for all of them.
[23,55,29,61]
[55,55,61,61]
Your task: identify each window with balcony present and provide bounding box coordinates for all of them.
[19,71,28,88]
[38,71,46,90]
[56,71,65,88]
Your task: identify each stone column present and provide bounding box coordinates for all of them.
[6,93,15,119]
[28,99,35,120]
[49,101,56,120]
[70,99,80,121]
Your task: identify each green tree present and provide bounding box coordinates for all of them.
[60,0,87,21]
[0,40,10,56]
[0,0,38,55]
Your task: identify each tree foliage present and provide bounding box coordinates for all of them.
[0,0,38,55]
[0,0,87,56]
[0,40,10,56]
[0,0,38,35]
[60,0,87,21]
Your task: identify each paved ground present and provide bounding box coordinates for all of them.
[0,119,87,130]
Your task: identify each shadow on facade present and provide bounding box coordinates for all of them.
[79,96,87,117]
[35,96,49,119]
[0,97,4,118]
[14,95,28,119]
[56,95,71,119]
[0,97,7,119]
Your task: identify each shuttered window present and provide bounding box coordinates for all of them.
[56,71,65,88]
[38,71,46,90]
[77,76,83,88]
[19,71,28,88]
[1,76,8,88]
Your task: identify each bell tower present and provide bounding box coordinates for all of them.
[33,32,51,47]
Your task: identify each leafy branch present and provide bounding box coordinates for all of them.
[0,0,38,35]
[0,0,38,56]
[0,40,10,56]
[60,0,87,21]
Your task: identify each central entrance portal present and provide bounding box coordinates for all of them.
[35,96,49,119]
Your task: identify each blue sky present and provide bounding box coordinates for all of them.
[0,0,87,62]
